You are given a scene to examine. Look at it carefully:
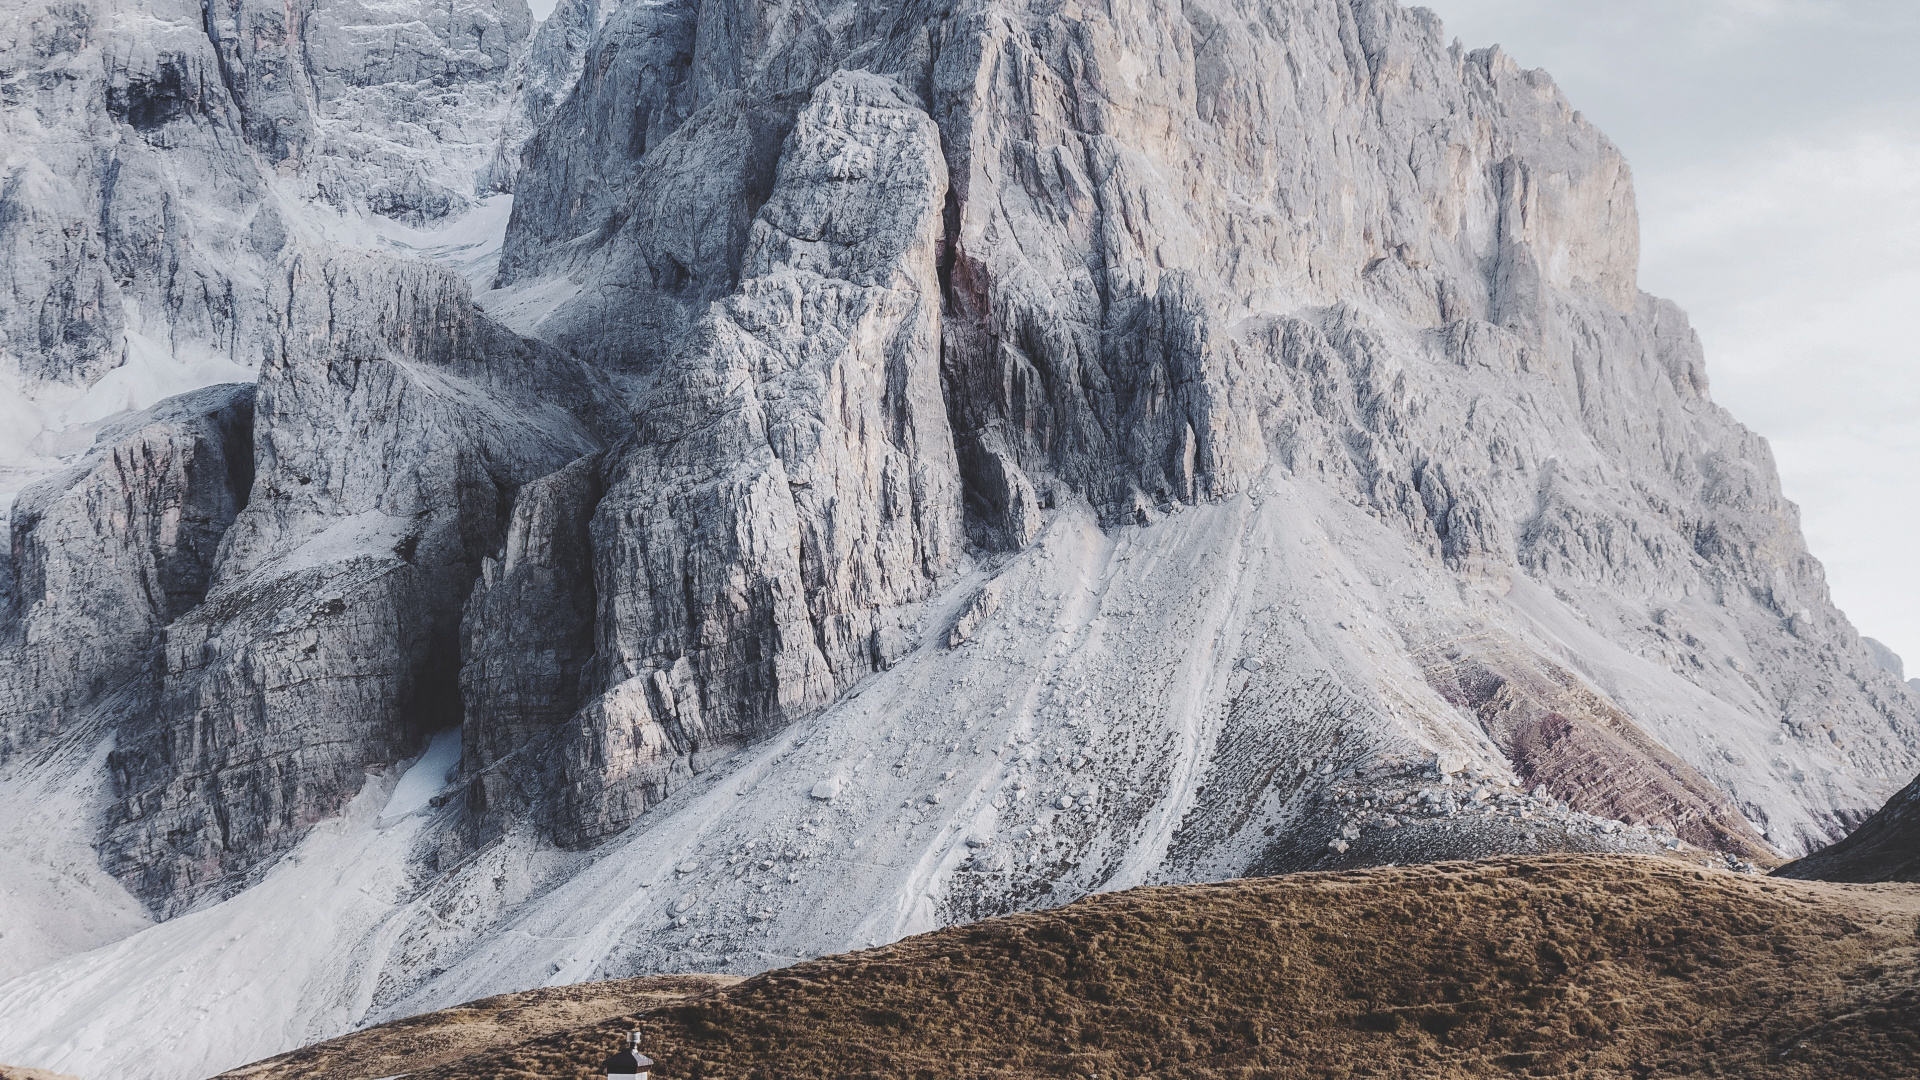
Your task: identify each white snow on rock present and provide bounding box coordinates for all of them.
[381,730,464,822]
[0,309,257,519]
[369,195,517,290]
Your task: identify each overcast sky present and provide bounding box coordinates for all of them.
[1426,0,1920,670]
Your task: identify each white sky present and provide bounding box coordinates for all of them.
[1428,0,1920,671]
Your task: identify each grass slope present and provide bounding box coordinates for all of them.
[1778,772,1920,884]
[227,856,1920,1080]
[213,975,738,1080]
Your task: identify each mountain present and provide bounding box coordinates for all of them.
[3,0,1918,1076]
[215,855,1920,1080]
[1778,770,1920,883]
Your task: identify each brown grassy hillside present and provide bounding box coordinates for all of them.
[225,855,1920,1080]
[213,975,738,1080]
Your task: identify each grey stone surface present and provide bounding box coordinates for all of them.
[493,0,701,287]
[45,250,609,912]
[458,451,602,841]
[544,71,961,844]
[0,0,543,485]
[471,0,1918,857]
[5,0,1913,902]
[0,384,254,760]
[0,0,273,395]
[5,3,1920,1073]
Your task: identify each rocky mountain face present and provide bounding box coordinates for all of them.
[0,0,578,488]
[100,250,609,910]
[459,0,1919,863]
[0,383,254,759]
[3,0,1919,1077]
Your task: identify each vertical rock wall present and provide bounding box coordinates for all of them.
[466,0,1918,856]
[0,0,540,480]
[459,452,602,840]
[93,251,607,912]
[555,72,961,843]
[0,384,254,759]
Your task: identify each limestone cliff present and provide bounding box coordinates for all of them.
[99,250,608,912]
[1,384,253,758]
[462,0,1915,860]
[2,2,1918,1078]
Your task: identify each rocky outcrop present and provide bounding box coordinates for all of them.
[472,0,1916,860]
[459,452,602,840]
[201,0,531,219]
[0,163,126,389]
[512,72,963,845]
[493,0,701,286]
[0,0,545,495]
[479,0,620,194]
[509,89,794,369]
[99,252,609,912]
[0,384,254,759]
[0,0,277,394]
[1421,633,1771,858]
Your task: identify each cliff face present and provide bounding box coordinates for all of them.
[1,384,254,758]
[2,1,1918,1077]
[462,0,1914,859]
[98,251,607,911]
[0,0,541,492]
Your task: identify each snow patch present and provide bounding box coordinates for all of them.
[65,311,255,431]
[0,301,255,517]
[273,514,419,577]
[382,729,462,822]
[370,194,516,290]
[0,731,152,983]
[475,274,583,339]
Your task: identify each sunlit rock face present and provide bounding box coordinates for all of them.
[466,0,1915,861]
[2,2,1919,1078]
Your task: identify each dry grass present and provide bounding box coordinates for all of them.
[0,1066,81,1080]
[228,855,1920,1080]
[211,974,738,1080]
